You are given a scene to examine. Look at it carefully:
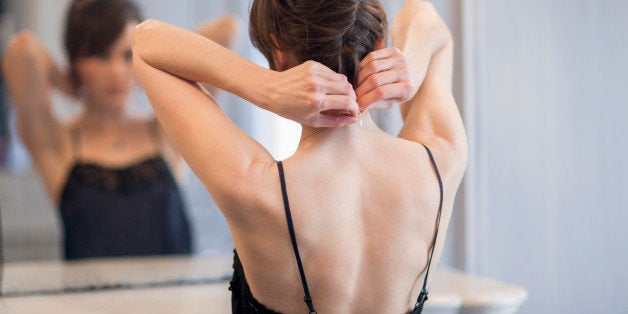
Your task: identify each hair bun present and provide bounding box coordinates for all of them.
[250,0,387,85]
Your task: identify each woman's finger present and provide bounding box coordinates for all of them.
[317,79,356,100]
[318,94,359,116]
[305,60,350,83]
[313,112,359,128]
[357,55,406,87]
[355,66,409,99]
[357,81,412,110]
[358,47,400,70]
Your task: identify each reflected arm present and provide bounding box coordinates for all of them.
[1,30,72,158]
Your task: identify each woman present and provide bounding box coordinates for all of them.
[2,0,234,260]
[132,0,466,312]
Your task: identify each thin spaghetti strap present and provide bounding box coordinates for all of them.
[70,128,81,160]
[412,144,444,314]
[146,119,162,151]
[276,161,317,314]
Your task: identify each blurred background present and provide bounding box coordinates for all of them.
[0,0,626,313]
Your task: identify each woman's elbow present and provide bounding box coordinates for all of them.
[7,30,36,52]
[4,30,38,68]
[130,19,161,57]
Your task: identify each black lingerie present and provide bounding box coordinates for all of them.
[59,124,192,260]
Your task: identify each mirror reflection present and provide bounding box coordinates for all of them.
[1,0,245,262]
[0,0,414,298]
[0,0,253,294]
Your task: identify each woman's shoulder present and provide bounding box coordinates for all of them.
[350,130,464,199]
[394,131,467,187]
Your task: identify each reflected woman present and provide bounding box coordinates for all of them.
[133,0,466,313]
[2,0,234,260]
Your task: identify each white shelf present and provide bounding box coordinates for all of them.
[0,255,528,313]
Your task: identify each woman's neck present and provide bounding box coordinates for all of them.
[80,102,129,131]
[298,111,378,149]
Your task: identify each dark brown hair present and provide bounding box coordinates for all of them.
[64,0,142,88]
[250,0,387,87]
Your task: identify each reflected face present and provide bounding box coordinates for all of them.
[75,23,136,111]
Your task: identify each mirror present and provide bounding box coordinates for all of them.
[0,0,259,295]
[0,0,411,296]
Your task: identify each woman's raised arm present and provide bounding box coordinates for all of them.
[2,30,73,161]
[393,0,468,176]
[133,20,359,127]
[131,20,359,207]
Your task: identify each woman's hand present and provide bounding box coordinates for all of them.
[264,60,360,128]
[356,1,453,113]
[272,48,419,123]
[355,47,419,111]
[134,19,359,128]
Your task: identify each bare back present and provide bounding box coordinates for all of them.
[227,117,456,314]
[130,8,467,313]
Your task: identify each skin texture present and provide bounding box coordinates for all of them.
[131,1,467,312]
[1,16,238,205]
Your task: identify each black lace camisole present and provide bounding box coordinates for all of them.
[58,122,192,260]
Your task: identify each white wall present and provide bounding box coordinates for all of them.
[465,0,628,313]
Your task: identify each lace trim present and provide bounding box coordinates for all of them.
[65,156,167,191]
